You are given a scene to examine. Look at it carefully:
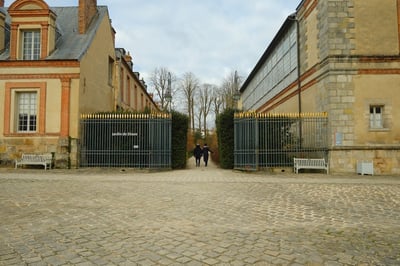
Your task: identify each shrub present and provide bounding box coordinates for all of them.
[171,110,189,169]
[216,108,235,169]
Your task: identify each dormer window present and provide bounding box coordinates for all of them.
[8,0,57,60]
[22,30,41,60]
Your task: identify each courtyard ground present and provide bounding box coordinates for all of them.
[0,160,399,265]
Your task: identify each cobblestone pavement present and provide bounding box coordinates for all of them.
[1,160,400,266]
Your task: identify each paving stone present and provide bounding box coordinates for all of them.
[0,164,399,265]
[185,261,203,266]
[203,257,220,265]
[175,256,192,264]
[23,256,42,263]
[29,262,49,266]
[244,256,260,264]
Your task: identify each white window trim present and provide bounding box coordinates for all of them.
[22,30,41,60]
[16,91,38,133]
[369,105,384,129]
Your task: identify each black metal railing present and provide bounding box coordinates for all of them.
[80,113,171,169]
[234,112,328,170]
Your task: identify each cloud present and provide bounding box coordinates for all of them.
[5,0,300,85]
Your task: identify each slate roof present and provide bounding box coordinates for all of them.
[0,6,109,61]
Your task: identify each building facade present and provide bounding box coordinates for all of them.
[114,48,159,113]
[0,0,157,168]
[240,0,400,174]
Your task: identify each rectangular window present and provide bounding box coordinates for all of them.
[119,67,124,101]
[127,76,131,104]
[108,57,115,85]
[370,105,383,129]
[17,92,37,132]
[23,30,41,60]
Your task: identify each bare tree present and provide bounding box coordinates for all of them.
[149,67,176,110]
[212,86,224,117]
[199,83,215,137]
[180,72,199,130]
[195,101,203,133]
[221,70,242,110]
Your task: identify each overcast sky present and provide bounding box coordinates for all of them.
[5,0,300,85]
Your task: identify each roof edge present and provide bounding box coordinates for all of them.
[240,15,297,93]
[76,6,109,61]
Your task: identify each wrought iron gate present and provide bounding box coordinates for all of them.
[80,113,171,168]
[234,112,328,170]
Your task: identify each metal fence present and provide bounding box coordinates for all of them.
[80,113,171,168]
[234,112,328,171]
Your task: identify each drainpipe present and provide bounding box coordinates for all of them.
[289,14,302,148]
[296,18,302,116]
[289,14,302,115]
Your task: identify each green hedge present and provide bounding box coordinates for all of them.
[171,110,189,169]
[216,108,235,169]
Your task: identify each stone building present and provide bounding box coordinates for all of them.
[114,48,158,113]
[240,0,400,174]
[0,0,157,168]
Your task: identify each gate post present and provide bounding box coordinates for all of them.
[255,115,259,171]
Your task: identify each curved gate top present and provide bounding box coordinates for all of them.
[234,112,328,171]
[80,113,171,169]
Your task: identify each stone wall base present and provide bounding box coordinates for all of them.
[329,148,400,175]
[0,136,77,169]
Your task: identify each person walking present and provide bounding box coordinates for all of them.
[202,143,213,167]
[193,144,203,167]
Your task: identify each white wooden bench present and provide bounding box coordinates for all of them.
[293,158,328,174]
[15,153,54,170]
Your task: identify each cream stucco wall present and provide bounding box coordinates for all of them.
[69,78,80,139]
[300,86,318,112]
[0,66,79,75]
[45,79,62,133]
[268,95,299,113]
[353,74,400,145]
[354,0,399,55]
[47,16,57,55]
[304,9,319,69]
[0,64,80,134]
[78,13,115,115]
[0,81,4,135]
[21,4,42,10]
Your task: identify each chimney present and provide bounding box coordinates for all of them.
[111,25,116,46]
[124,52,133,69]
[79,0,98,34]
[0,0,4,7]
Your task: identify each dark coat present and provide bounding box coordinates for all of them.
[202,145,212,161]
[193,145,202,158]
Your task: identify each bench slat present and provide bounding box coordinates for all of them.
[15,153,53,170]
[293,158,328,174]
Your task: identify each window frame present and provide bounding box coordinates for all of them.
[369,105,384,129]
[108,57,115,86]
[4,82,47,136]
[16,91,38,133]
[21,29,41,60]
